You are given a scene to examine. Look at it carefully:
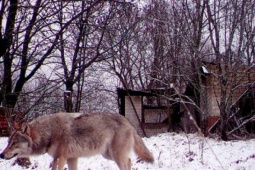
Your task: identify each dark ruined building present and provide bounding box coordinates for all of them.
[117,65,255,137]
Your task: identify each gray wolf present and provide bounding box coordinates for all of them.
[0,112,154,170]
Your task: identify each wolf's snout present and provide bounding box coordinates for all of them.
[0,153,5,159]
[0,152,17,160]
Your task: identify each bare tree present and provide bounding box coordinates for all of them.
[1,0,254,141]
[0,0,107,119]
[54,1,136,112]
[0,0,62,117]
[106,0,255,139]
[206,0,255,139]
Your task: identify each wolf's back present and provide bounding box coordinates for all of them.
[133,133,154,163]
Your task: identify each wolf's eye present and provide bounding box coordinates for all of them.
[11,141,18,146]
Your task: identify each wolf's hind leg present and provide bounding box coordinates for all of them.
[102,148,113,160]
[103,148,131,170]
[67,158,78,170]
[51,157,66,170]
[114,155,131,170]
[112,131,133,170]
[112,148,131,170]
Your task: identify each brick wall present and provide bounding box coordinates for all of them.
[143,108,168,137]
[124,96,168,137]
[125,96,144,136]
[204,65,255,116]
[0,108,10,136]
[144,109,168,123]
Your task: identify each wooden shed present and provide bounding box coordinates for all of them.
[117,88,200,137]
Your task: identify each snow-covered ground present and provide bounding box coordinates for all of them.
[0,132,255,170]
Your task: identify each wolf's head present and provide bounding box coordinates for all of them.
[0,123,33,160]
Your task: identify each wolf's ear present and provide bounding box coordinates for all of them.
[21,123,31,136]
[13,121,20,130]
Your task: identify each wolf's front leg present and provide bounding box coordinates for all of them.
[51,157,66,170]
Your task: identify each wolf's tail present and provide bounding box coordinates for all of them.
[134,133,154,163]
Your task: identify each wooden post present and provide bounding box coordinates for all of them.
[64,91,73,112]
